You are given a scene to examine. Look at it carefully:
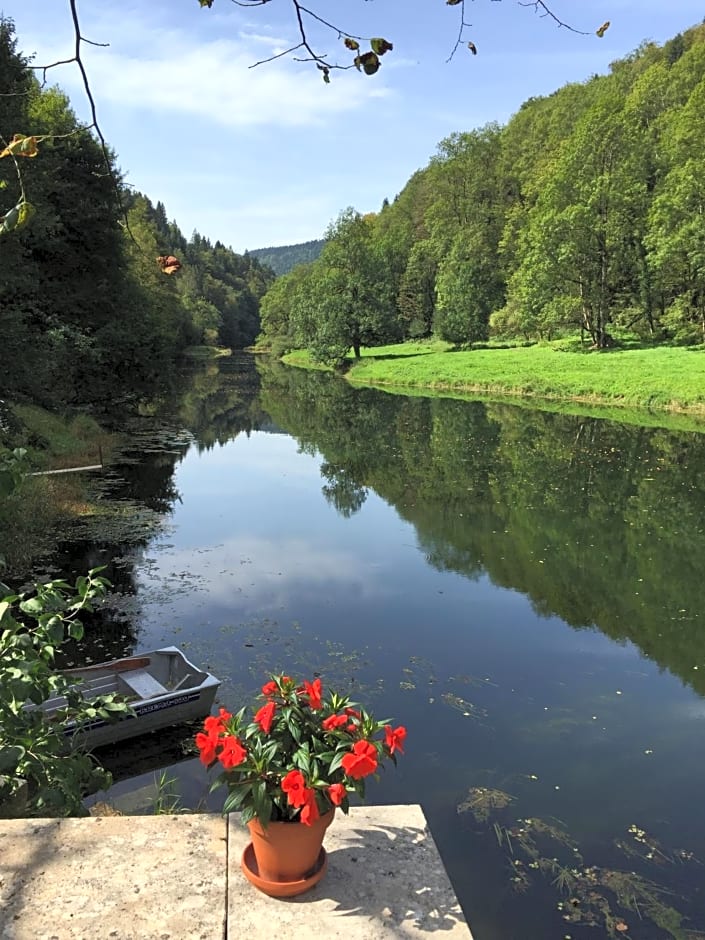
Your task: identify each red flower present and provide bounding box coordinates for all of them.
[300,788,320,826]
[195,731,218,766]
[219,735,247,769]
[254,700,276,733]
[341,740,378,779]
[203,707,232,735]
[302,678,322,710]
[322,714,348,731]
[327,783,346,806]
[384,725,407,755]
[281,769,307,808]
[261,680,278,697]
[344,707,361,719]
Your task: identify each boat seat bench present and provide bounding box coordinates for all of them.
[120,668,168,700]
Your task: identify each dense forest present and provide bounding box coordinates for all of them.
[249,240,325,277]
[258,22,705,364]
[0,18,274,409]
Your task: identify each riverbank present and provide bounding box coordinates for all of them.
[0,404,121,575]
[0,805,472,940]
[283,341,705,426]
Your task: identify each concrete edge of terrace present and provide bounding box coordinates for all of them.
[0,804,473,940]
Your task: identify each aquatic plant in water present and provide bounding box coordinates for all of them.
[457,786,515,822]
[458,785,702,939]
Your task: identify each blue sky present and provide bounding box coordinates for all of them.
[6,1,704,252]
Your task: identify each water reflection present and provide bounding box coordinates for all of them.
[258,360,705,699]
[47,355,705,938]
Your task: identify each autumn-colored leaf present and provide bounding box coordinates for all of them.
[467,41,477,55]
[156,254,182,275]
[344,37,360,51]
[17,200,35,229]
[370,38,393,56]
[198,0,214,8]
[0,199,34,236]
[354,51,380,75]
[0,134,39,159]
[596,21,610,38]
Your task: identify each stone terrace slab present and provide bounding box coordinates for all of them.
[0,806,471,940]
[228,805,472,939]
[0,815,226,940]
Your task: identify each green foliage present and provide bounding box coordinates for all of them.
[0,18,273,410]
[278,208,399,365]
[256,22,705,358]
[0,569,132,817]
[397,240,437,338]
[434,230,503,344]
[249,239,325,276]
[0,447,27,499]
[200,673,404,826]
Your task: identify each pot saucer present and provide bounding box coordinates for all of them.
[241,843,328,897]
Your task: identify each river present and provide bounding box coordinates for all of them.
[49,354,705,939]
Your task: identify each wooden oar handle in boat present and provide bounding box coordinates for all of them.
[64,655,151,675]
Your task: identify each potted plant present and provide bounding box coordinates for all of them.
[195,673,406,896]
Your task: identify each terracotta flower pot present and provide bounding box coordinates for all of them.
[242,808,335,896]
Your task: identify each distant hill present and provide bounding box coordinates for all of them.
[248,239,325,276]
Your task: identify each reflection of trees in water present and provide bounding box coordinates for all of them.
[23,353,705,692]
[321,462,368,517]
[176,354,271,450]
[42,354,272,664]
[258,361,705,696]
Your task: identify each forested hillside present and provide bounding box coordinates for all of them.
[0,19,273,409]
[249,240,325,276]
[258,23,705,364]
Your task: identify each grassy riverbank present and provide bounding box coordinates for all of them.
[284,340,705,421]
[1,404,120,575]
[182,345,233,360]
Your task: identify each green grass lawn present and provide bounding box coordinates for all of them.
[350,343,705,411]
[283,341,705,421]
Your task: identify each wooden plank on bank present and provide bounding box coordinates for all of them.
[30,464,103,476]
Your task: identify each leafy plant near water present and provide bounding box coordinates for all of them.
[0,569,131,816]
[197,673,406,826]
[0,447,27,500]
[457,786,703,939]
[152,770,184,815]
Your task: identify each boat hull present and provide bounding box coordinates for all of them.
[38,647,221,750]
[71,681,220,749]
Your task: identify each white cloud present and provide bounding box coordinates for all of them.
[138,534,394,615]
[31,14,393,130]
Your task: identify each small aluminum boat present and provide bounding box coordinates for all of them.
[42,646,220,749]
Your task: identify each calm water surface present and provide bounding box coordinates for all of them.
[61,356,705,939]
